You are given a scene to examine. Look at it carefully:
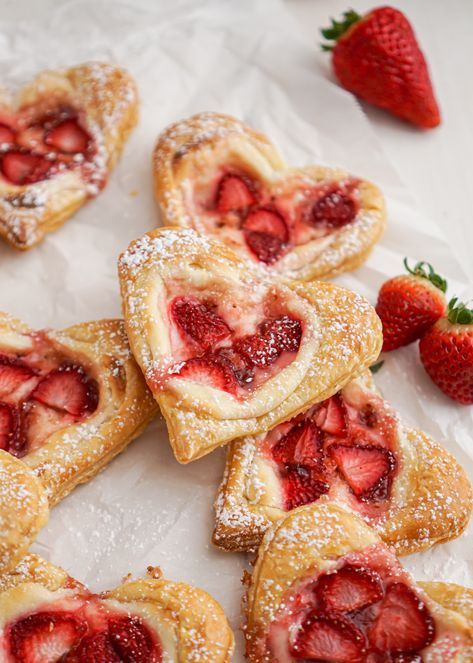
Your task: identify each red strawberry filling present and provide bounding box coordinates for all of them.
[6,603,162,663]
[271,546,437,662]
[264,385,398,513]
[0,107,99,188]
[167,295,303,396]
[0,342,98,458]
[195,169,360,264]
[311,188,358,229]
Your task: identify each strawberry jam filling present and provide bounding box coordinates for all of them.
[261,384,399,518]
[0,337,98,458]
[192,169,359,264]
[163,295,302,396]
[268,544,454,662]
[0,106,101,188]
[5,599,162,662]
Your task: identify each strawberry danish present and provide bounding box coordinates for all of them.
[0,312,157,573]
[214,370,472,555]
[118,227,382,463]
[245,502,473,662]
[153,112,385,281]
[0,62,138,249]
[0,554,234,662]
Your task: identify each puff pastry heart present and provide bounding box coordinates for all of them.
[0,312,157,574]
[245,502,473,662]
[153,112,385,281]
[118,227,382,463]
[0,62,138,249]
[0,554,234,662]
[214,370,473,555]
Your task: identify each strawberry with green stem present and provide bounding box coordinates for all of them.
[419,298,473,405]
[376,259,447,352]
[321,7,441,129]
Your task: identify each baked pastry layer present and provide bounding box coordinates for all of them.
[0,311,157,573]
[0,554,234,662]
[245,502,473,662]
[119,227,382,463]
[214,370,472,555]
[153,112,385,281]
[0,62,138,249]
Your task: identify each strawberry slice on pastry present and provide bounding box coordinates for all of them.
[153,112,386,281]
[213,370,472,555]
[244,503,473,663]
[0,555,234,663]
[0,62,138,250]
[119,227,382,463]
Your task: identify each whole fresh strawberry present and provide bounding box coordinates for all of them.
[321,7,441,128]
[419,298,473,404]
[375,259,447,351]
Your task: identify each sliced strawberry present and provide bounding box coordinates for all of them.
[329,444,396,501]
[212,347,254,387]
[45,118,90,154]
[234,332,279,369]
[272,421,322,468]
[260,315,302,353]
[0,360,37,400]
[67,631,120,662]
[19,401,75,458]
[176,356,239,394]
[242,207,289,264]
[109,616,160,662]
[318,565,383,614]
[0,123,15,145]
[16,126,48,153]
[282,465,329,510]
[312,189,358,228]
[216,173,255,212]
[32,365,98,417]
[171,296,231,352]
[368,583,435,654]
[316,394,347,436]
[9,612,86,663]
[291,612,365,662]
[0,151,53,185]
[0,402,16,451]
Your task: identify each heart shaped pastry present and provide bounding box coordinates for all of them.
[0,62,138,249]
[118,227,382,463]
[153,112,385,281]
[214,370,473,555]
[244,502,473,662]
[0,554,234,662]
[0,312,157,573]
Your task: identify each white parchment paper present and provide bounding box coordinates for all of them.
[0,1,472,659]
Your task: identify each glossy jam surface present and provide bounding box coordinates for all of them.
[155,294,303,397]
[0,106,102,189]
[5,597,162,662]
[0,335,98,458]
[192,169,360,264]
[261,382,399,518]
[269,545,442,663]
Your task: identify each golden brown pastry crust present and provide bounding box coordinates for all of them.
[244,503,473,662]
[0,312,157,573]
[118,227,382,463]
[0,62,138,250]
[0,453,48,576]
[213,370,473,556]
[152,112,386,281]
[0,555,234,663]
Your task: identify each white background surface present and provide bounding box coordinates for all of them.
[0,2,472,661]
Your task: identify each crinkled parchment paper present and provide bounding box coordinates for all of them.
[0,1,472,659]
